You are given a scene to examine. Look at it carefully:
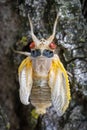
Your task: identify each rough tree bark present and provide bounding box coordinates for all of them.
[0,0,87,130]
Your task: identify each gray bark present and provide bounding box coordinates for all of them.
[0,0,87,130]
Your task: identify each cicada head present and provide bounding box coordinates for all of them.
[14,14,59,58]
[28,14,59,58]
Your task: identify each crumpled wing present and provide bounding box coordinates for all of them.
[18,57,32,105]
[48,57,71,116]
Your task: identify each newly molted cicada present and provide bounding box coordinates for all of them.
[16,14,71,116]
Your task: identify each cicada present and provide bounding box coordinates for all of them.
[15,14,71,116]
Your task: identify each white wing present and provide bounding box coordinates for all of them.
[18,57,33,105]
[49,57,71,116]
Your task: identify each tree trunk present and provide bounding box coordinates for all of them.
[0,0,87,130]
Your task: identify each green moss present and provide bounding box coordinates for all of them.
[20,36,27,45]
[79,38,85,42]
[72,63,75,67]
[31,109,39,119]
[6,122,10,130]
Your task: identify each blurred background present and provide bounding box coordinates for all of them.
[0,0,87,130]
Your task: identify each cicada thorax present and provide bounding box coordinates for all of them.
[31,56,52,76]
[30,57,52,114]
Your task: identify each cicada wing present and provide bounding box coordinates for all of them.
[49,59,71,116]
[18,57,32,105]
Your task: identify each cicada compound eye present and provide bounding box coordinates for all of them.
[49,42,57,49]
[29,42,35,49]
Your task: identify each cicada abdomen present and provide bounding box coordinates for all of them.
[30,57,52,114]
[17,13,71,116]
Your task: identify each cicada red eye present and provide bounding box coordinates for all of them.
[49,42,57,49]
[29,42,35,49]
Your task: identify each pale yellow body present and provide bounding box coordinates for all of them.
[18,54,71,116]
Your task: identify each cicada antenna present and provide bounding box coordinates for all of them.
[47,13,60,43]
[28,14,40,46]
